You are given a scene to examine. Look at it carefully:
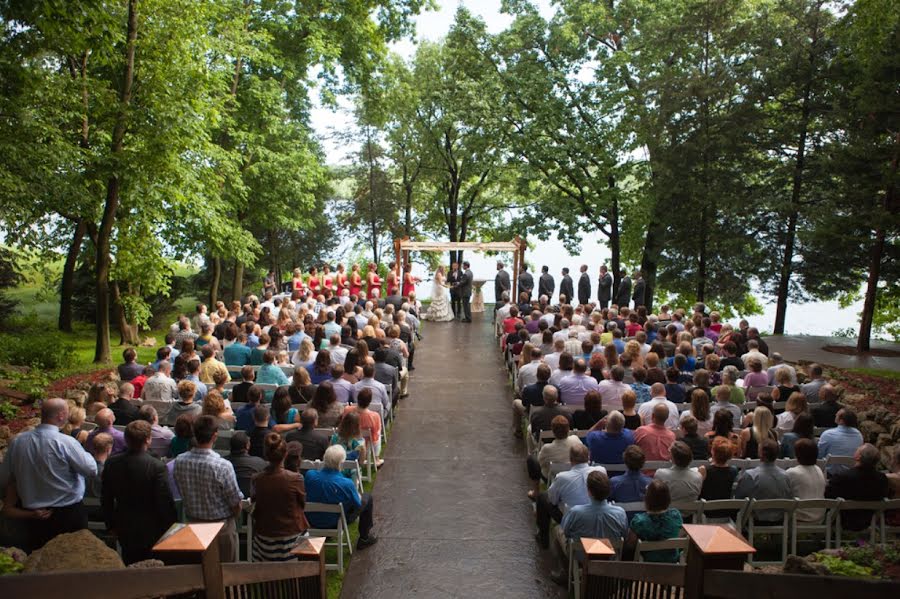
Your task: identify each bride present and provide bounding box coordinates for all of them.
[423,265,455,322]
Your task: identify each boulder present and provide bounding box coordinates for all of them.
[24,529,125,573]
[128,559,165,569]
[859,420,886,443]
[890,422,900,442]
[783,555,830,576]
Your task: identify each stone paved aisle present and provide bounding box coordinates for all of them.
[340,312,565,598]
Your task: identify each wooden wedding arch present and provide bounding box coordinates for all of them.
[393,236,527,293]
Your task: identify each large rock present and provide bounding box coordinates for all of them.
[24,529,125,573]
[860,420,886,443]
[783,555,830,576]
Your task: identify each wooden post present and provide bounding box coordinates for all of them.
[393,238,402,279]
[290,536,327,599]
[153,522,226,599]
[512,242,519,303]
[581,538,616,599]
[682,524,755,599]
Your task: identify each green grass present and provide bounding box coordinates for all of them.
[846,367,900,382]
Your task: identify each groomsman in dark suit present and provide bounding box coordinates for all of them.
[598,264,612,309]
[538,265,555,301]
[518,265,534,301]
[577,265,591,306]
[615,270,632,307]
[494,261,511,321]
[632,270,646,308]
[447,262,462,319]
[559,268,574,305]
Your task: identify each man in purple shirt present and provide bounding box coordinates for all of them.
[557,358,601,407]
[85,408,127,455]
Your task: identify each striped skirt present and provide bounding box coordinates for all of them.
[252,532,307,562]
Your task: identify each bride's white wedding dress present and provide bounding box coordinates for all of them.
[424,272,455,322]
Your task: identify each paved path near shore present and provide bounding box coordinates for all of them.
[340,312,565,598]
[765,335,900,372]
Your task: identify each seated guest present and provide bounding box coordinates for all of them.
[738,405,778,460]
[536,444,607,548]
[558,358,602,407]
[101,420,177,565]
[199,345,229,385]
[516,348,544,396]
[621,390,642,430]
[811,384,841,428]
[709,385,741,429]
[786,438,826,523]
[825,443,890,532]
[681,389,713,437]
[141,360,179,402]
[529,386,573,440]
[272,387,300,426]
[573,390,607,430]
[251,433,309,561]
[637,383,679,429]
[699,437,738,502]
[634,404,677,462]
[225,431,266,497]
[169,413,195,458]
[117,348,144,382]
[742,357,770,396]
[734,439,792,523]
[256,350,290,401]
[653,441,702,504]
[527,415,584,498]
[353,363,391,418]
[514,363,552,434]
[308,350,333,385]
[560,471,627,566]
[775,392,808,438]
[173,415,243,562]
[248,406,274,458]
[585,411,634,464]
[626,480,684,563]
[344,388,383,465]
[597,365,630,411]
[330,411,366,470]
[202,389,235,429]
[285,408,331,461]
[663,367,686,404]
[135,405,173,458]
[309,380,343,428]
[781,414,814,458]
[62,406,90,445]
[610,445,652,508]
[164,380,203,426]
[130,365,154,400]
[223,332,252,366]
[801,364,827,402]
[109,382,139,426]
[771,367,801,402]
[818,408,864,475]
[230,365,256,404]
[85,433,113,503]
[288,366,317,405]
[86,408,127,455]
[767,353,797,386]
[630,367,652,405]
[306,445,377,549]
[679,416,709,460]
[712,366,745,405]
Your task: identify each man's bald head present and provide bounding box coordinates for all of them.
[650,383,666,398]
[95,407,115,428]
[652,403,669,425]
[41,397,69,427]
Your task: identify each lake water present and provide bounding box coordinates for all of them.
[408,232,865,337]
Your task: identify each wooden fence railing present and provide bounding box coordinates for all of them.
[581,523,900,599]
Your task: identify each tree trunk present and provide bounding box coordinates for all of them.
[112,281,139,345]
[209,255,220,306]
[94,0,138,364]
[773,209,799,335]
[59,219,86,332]
[639,207,666,315]
[232,259,244,303]
[697,205,708,303]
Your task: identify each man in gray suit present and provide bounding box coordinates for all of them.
[494,261,511,322]
[459,261,474,322]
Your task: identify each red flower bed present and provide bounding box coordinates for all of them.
[46,368,117,398]
[0,404,38,434]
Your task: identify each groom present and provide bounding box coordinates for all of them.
[458,261,474,323]
[447,262,462,319]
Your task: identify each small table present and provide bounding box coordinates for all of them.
[472,280,487,312]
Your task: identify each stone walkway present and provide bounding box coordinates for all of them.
[340,312,565,598]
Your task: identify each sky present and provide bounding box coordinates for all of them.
[308,1,866,337]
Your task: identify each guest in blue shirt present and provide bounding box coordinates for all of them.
[305,445,377,549]
[235,386,277,431]
[561,470,628,564]
[223,333,252,367]
[585,411,634,464]
[818,409,864,475]
[610,445,652,520]
[286,324,308,352]
[664,367,687,404]
[256,351,290,401]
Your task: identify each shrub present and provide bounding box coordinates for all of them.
[0,333,75,370]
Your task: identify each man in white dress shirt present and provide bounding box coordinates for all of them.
[516,349,544,396]
[637,383,680,430]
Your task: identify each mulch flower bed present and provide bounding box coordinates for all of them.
[46,369,117,398]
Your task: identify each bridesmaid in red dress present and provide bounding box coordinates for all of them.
[385,263,400,297]
[367,263,382,299]
[291,268,306,297]
[322,265,335,292]
[349,264,363,297]
[307,267,320,295]
[336,264,349,295]
[402,263,420,298]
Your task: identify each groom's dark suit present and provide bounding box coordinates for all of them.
[458,268,474,322]
[447,267,462,319]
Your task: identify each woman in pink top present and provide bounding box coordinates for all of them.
[742,357,770,399]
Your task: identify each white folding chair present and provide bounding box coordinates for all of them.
[672,500,703,523]
[881,499,900,542]
[236,499,254,562]
[746,498,796,564]
[699,498,750,527]
[835,499,885,546]
[635,537,689,563]
[791,498,840,555]
[547,462,571,486]
[746,386,774,401]
[566,535,623,597]
[305,501,352,573]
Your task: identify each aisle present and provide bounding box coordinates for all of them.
[340,312,565,598]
